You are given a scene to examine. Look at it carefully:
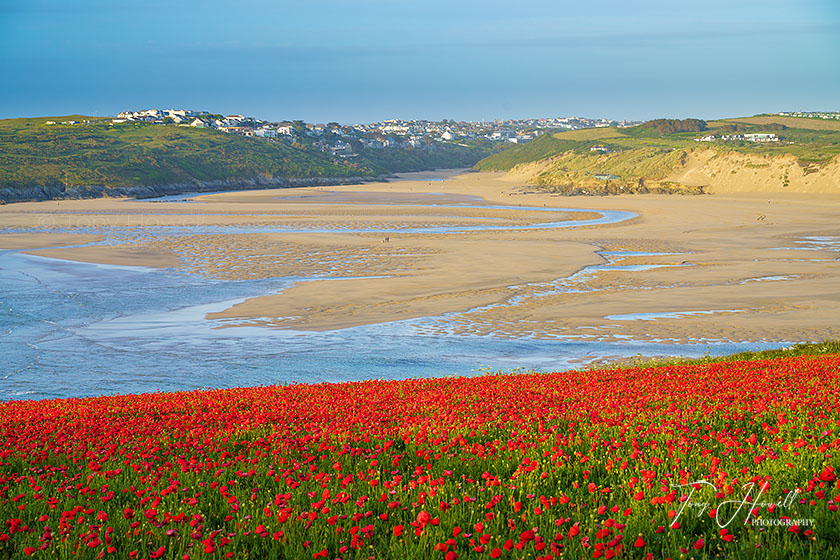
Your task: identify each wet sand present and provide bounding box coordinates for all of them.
[0,232,103,250]
[1,170,839,344]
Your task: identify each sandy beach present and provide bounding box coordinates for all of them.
[2,169,839,344]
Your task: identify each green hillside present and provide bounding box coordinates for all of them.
[0,117,494,201]
[478,118,840,171]
[354,143,492,175]
[0,117,361,189]
[474,116,840,194]
[472,134,574,171]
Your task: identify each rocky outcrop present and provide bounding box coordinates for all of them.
[0,175,380,204]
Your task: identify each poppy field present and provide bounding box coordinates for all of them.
[1,353,839,559]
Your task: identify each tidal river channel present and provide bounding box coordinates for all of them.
[0,197,784,401]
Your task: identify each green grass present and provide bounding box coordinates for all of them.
[475,118,840,195]
[602,339,840,370]
[730,115,840,132]
[551,128,625,141]
[473,134,578,172]
[0,117,495,197]
[531,147,689,188]
[355,141,496,175]
[474,117,840,181]
[721,129,840,164]
[0,118,361,190]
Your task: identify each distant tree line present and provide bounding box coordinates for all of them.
[640,118,708,135]
[716,124,748,132]
[717,123,787,133]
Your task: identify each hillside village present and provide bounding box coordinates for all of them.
[694,132,781,143]
[772,110,840,120]
[101,109,639,158]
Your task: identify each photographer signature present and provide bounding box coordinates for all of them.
[669,480,801,529]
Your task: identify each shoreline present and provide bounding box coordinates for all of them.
[0,243,799,403]
[0,168,476,205]
[2,170,840,344]
[0,174,383,204]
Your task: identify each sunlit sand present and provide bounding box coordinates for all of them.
[2,169,839,344]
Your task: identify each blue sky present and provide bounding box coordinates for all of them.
[1,0,838,123]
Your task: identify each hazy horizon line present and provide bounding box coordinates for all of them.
[3,108,815,126]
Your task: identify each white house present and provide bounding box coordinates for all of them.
[745,133,779,143]
[362,139,386,149]
[381,124,409,134]
[330,140,356,157]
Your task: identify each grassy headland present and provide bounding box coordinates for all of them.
[0,117,494,202]
[476,116,840,195]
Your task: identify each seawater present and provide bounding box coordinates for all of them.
[0,250,784,401]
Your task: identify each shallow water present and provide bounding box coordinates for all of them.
[2,203,636,236]
[2,199,801,402]
[604,310,743,321]
[0,250,783,401]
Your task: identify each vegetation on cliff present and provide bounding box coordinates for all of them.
[475,116,840,194]
[637,118,708,135]
[530,148,701,195]
[0,117,360,190]
[0,117,494,200]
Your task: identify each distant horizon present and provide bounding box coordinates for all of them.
[2,1,838,123]
[4,108,834,127]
